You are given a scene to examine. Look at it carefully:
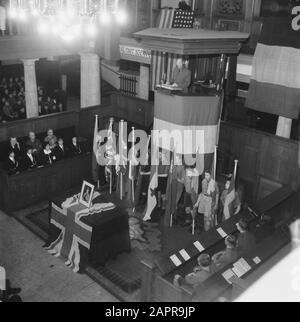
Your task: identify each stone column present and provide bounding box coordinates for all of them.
[80,53,101,109]
[139,64,150,100]
[61,74,67,92]
[276,117,293,139]
[22,59,39,119]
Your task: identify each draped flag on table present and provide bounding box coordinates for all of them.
[151,8,195,90]
[246,16,300,119]
[46,192,116,273]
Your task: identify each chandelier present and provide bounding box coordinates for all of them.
[8,0,127,41]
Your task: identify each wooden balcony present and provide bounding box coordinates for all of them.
[0,34,90,61]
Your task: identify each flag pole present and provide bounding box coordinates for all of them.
[234,159,239,182]
[120,120,124,200]
[94,114,100,189]
[214,145,218,181]
[169,144,176,228]
[132,127,136,213]
[109,117,114,195]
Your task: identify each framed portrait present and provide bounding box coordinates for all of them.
[79,181,95,208]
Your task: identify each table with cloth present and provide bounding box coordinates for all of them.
[45,191,131,272]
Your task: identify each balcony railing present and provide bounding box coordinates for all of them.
[119,74,137,97]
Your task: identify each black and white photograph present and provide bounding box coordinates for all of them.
[79,180,95,208]
[0,0,300,308]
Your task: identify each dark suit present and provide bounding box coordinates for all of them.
[6,158,19,175]
[237,232,256,256]
[171,66,192,91]
[22,154,37,170]
[54,145,68,161]
[26,139,43,155]
[69,143,82,157]
[8,144,21,160]
[214,247,239,271]
[41,151,56,166]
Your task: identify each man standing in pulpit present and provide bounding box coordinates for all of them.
[170,58,192,92]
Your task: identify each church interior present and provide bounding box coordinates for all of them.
[0,0,299,303]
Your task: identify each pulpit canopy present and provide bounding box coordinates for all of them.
[133,28,249,55]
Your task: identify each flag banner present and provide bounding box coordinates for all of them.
[143,165,158,221]
[144,92,222,221]
[46,192,130,272]
[246,17,300,119]
[154,92,222,155]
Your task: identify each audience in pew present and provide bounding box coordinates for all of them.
[42,143,56,165]
[173,254,216,288]
[8,137,21,160]
[69,137,82,157]
[3,130,84,175]
[54,138,68,161]
[0,77,26,122]
[22,147,38,171]
[0,77,66,123]
[212,235,239,271]
[26,131,43,156]
[44,129,58,150]
[236,219,256,256]
[38,88,65,117]
[6,150,20,176]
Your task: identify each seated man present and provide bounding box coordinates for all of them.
[169,58,192,91]
[8,137,21,161]
[22,147,37,171]
[44,129,57,150]
[173,254,216,288]
[212,235,239,271]
[6,151,20,176]
[69,137,82,157]
[54,138,68,161]
[26,131,43,157]
[3,101,18,121]
[236,219,256,256]
[41,143,57,166]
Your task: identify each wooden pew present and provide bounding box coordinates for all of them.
[141,187,295,302]
[141,226,290,302]
[0,153,93,213]
[191,227,291,302]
